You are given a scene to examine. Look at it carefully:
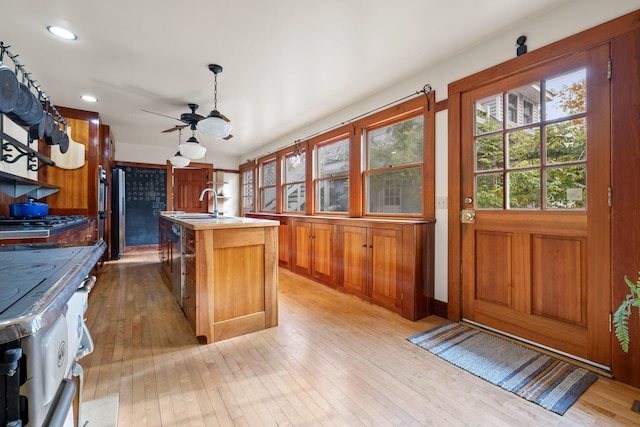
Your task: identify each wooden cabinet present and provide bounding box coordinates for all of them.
[245,213,434,321]
[48,220,97,243]
[341,225,403,310]
[246,213,289,268]
[291,219,336,284]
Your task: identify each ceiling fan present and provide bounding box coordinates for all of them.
[142,102,233,139]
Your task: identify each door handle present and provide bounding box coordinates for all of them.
[460,209,476,224]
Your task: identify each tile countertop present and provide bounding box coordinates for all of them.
[159,213,279,230]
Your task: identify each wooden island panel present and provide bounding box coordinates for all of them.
[161,214,279,343]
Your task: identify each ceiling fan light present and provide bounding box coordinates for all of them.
[179,141,207,159]
[169,152,190,167]
[198,116,232,139]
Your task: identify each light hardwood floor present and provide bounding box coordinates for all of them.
[83,249,640,426]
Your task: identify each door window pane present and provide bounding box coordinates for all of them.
[545,70,586,120]
[507,129,540,168]
[545,166,586,209]
[508,169,540,209]
[476,134,504,171]
[476,173,504,209]
[507,82,542,128]
[475,94,503,135]
[546,118,586,164]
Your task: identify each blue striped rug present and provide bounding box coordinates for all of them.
[407,322,598,415]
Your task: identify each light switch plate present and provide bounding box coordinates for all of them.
[436,197,448,209]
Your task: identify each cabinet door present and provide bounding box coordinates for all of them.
[311,223,334,283]
[370,228,403,308]
[341,225,368,295]
[292,221,312,275]
[278,222,290,268]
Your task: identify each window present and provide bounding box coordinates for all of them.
[364,115,423,214]
[241,168,254,213]
[260,158,277,211]
[315,137,349,213]
[474,68,587,210]
[283,150,306,212]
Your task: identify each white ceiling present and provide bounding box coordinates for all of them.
[2,0,570,162]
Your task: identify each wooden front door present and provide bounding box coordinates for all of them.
[460,45,611,367]
[173,168,209,212]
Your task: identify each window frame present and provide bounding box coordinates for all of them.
[282,144,308,213]
[238,160,256,217]
[258,156,278,212]
[248,92,435,219]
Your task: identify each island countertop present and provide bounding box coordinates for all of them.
[159,212,279,230]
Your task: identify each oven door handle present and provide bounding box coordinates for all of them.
[78,275,96,293]
[42,378,76,427]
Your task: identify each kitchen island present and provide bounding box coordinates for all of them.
[159,213,279,343]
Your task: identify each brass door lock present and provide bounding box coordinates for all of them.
[460,209,476,223]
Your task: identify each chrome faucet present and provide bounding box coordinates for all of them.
[198,188,219,217]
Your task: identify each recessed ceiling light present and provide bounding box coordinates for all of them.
[80,95,98,102]
[47,26,77,40]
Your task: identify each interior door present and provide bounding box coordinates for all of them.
[460,45,611,367]
[173,168,209,212]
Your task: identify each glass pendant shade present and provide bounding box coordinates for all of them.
[198,115,232,139]
[169,152,190,167]
[179,136,207,159]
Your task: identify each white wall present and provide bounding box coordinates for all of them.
[114,141,241,170]
[241,0,640,302]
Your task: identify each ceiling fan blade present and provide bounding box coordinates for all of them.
[223,134,233,140]
[220,112,230,122]
[141,109,181,121]
[161,124,187,133]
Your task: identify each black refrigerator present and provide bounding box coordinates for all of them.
[111,168,125,259]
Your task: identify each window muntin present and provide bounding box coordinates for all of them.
[283,151,306,212]
[315,138,349,213]
[473,68,587,210]
[260,159,277,211]
[365,115,423,215]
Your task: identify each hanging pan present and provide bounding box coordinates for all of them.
[29,96,53,140]
[58,122,69,153]
[7,69,42,127]
[0,48,19,114]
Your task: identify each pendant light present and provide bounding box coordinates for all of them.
[179,130,207,160]
[169,151,190,167]
[170,129,190,167]
[198,64,233,140]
